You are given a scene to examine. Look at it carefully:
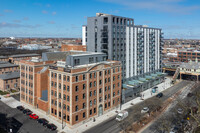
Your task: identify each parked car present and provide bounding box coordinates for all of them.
[156,93,163,98]
[187,93,194,97]
[16,106,24,111]
[116,111,128,121]
[37,118,49,126]
[46,123,57,131]
[177,108,183,114]
[23,109,32,115]
[29,114,39,119]
[141,107,149,113]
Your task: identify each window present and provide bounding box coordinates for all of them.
[67,96,70,101]
[90,91,92,97]
[94,90,96,96]
[90,73,92,79]
[63,104,66,110]
[59,102,61,108]
[113,76,115,81]
[108,102,110,107]
[75,86,79,92]
[75,115,78,121]
[113,84,115,89]
[113,92,115,97]
[76,76,79,82]
[99,71,102,76]
[83,103,86,109]
[94,108,96,113]
[83,93,85,99]
[105,103,107,108]
[64,85,66,90]
[59,74,61,80]
[118,75,120,79]
[90,109,92,115]
[94,73,96,78]
[105,86,107,92]
[99,88,102,93]
[90,82,92,88]
[90,100,92,106]
[113,68,115,73]
[89,57,94,63]
[94,81,96,87]
[67,115,70,121]
[83,112,86,118]
[55,100,57,106]
[54,82,57,88]
[59,93,61,98]
[83,74,85,80]
[99,80,102,85]
[51,99,54,104]
[105,78,107,83]
[67,106,70,112]
[113,100,115,105]
[94,99,96,105]
[75,95,78,101]
[74,59,80,65]
[59,83,61,89]
[108,77,110,82]
[108,86,110,90]
[67,76,70,82]
[108,70,110,74]
[55,91,57,97]
[105,70,107,75]
[108,94,110,99]
[105,95,107,100]
[83,84,86,90]
[67,86,70,91]
[63,75,66,81]
[75,105,78,111]
[51,90,53,95]
[118,90,120,95]
[118,82,120,87]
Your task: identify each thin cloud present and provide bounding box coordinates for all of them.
[98,0,200,14]
[4,9,12,13]
[13,20,21,23]
[52,12,57,15]
[48,21,55,24]
[42,10,48,14]
[0,22,42,29]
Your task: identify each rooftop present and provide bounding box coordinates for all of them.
[0,63,18,68]
[9,53,40,58]
[0,72,20,80]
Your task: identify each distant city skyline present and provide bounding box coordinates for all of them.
[0,0,200,39]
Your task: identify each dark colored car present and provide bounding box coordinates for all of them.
[23,109,32,115]
[37,118,49,126]
[187,93,194,97]
[16,106,24,111]
[46,123,57,131]
[156,93,163,98]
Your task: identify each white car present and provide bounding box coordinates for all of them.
[116,111,128,121]
[141,107,149,113]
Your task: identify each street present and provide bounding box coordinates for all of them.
[84,80,193,133]
[0,101,57,133]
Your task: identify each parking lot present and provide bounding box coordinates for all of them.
[0,101,57,133]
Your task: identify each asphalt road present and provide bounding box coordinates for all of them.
[84,80,193,133]
[0,101,57,133]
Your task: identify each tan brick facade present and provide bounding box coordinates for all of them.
[0,78,19,92]
[49,61,121,126]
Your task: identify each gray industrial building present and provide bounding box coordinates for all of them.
[82,13,165,103]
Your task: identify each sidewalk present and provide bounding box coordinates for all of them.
[0,77,173,133]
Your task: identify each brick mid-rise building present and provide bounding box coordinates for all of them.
[19,51,121,126]
[61,44,86,52]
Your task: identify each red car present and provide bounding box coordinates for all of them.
[29,114,39,119]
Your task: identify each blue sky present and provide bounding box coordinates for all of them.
[0,0,200,39]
